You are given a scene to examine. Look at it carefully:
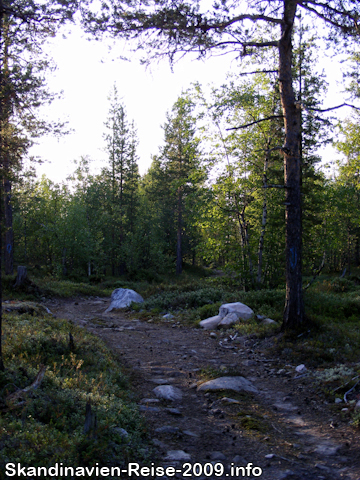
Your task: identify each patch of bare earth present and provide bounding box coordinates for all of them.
[50,297,360,480]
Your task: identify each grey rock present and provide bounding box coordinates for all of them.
[153,385,183,401]
[197,376,258,394]
[210,451,227,461]
[140,398,160,404]
[219,302,254,321]
[218,312,241,329]
[278,470,297,479]
[183,430,198,437]
[261,318,277,325]
[155,426,180,434]
[199,315,222,330]
[314,444,340,456]
[105,288,144,313]
[334,398,343,404]
[355,400,360,409]
[295,364,307,373]
[165,408,182,415]
[164,450,191,461]
[242,360,257,366]
[200,302,254,330]
[209,332,217,339]
[232,455,248,465]
[221,397,240,405]
[139,405,161,413]
[152,438,167,449]
[112,427,129,438]
[151,378,175,384]
[163,313,174,320]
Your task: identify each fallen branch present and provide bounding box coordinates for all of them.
[303,252,326,291]
[344,378,360,403]
[6,365,47,408]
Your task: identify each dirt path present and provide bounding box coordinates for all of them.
[50,296,360,480]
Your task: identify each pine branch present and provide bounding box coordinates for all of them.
[308,103,360,112]
[226,115,284,131]
[238,69,278,76]
[210,14,283,29]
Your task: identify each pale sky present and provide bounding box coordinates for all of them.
[30,22,351,183]
[31,25,232,181]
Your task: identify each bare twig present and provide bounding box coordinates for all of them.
[333,375,359,393]
[307,103,360,113]
[303,252,326,291]
[344,378,360,403]
[6,365,47,408]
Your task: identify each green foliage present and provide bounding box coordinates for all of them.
[0,312,150,472]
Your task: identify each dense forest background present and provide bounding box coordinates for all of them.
[2,18,360,291]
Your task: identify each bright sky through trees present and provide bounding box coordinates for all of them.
[31,22,348,182]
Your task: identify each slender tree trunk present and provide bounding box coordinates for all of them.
[62,247,67,276]
[4,175,13,275]
[0,7,5,371]
[279,0,304,330]
[176,188,182,275]
[257,149,269,286]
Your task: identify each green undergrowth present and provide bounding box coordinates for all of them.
[0,312,151,477]
[34,278,113,298]
[2,275,113,300]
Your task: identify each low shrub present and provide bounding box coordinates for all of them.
[0,312,151,473]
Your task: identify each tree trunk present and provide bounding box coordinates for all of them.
[279,0,304,330]
[14,266,28,287]
[62,248,67,276]
[257,150,269,286]
[4,176,13,275]
[176,188,182,275]
[0,189,3,371]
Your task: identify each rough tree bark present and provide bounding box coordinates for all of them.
[279,0,304,330]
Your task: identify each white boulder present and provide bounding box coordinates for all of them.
[219,302,254,321]
[153,385,183,401]
[197,376,258,394]
[218,312,241,329]
[199,315,222,330]
[105,288,144,313]
[199,302,254,329]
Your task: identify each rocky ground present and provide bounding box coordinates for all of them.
[50,296,360,480]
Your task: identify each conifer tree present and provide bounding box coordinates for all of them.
[103,85,140,275]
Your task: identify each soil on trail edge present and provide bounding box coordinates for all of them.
[50,296,360,480]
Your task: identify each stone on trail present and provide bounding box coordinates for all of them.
[105,288,144,313]
[197,376,258,394]
[164,450,191,461]
[155,426,180,434]
[153,385,183,401]
[210,451,227,461]
[199,315,222,330]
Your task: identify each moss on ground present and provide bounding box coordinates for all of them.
[0,311,152,477]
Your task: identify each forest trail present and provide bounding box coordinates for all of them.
[51,296,360,480]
